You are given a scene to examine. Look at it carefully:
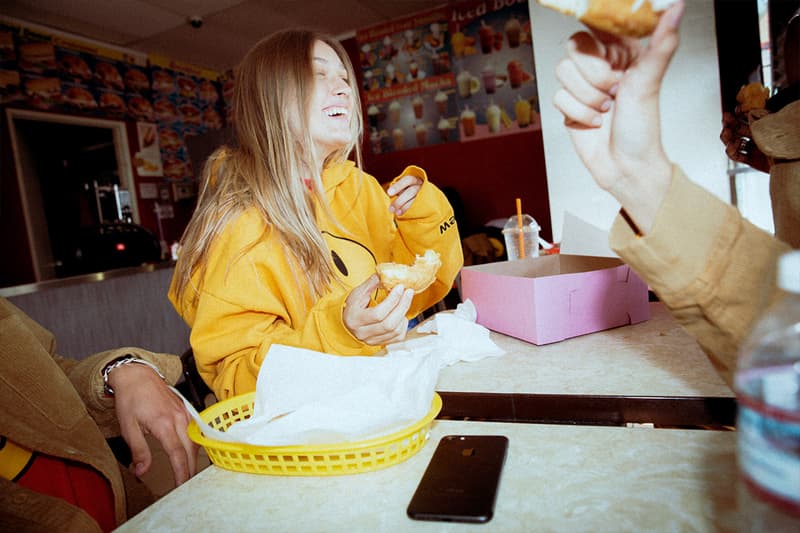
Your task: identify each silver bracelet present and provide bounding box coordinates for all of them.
[102,355,165,396]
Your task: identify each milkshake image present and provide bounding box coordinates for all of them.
[486,100,501,133]
[481,64,496,94]
[460,107,476,137]
[389,99,402,123]
[437,118,450,142]
[505,17,521,48]
[367,104,380,128]
[435,90,448,114]
[412,95,424,119]
[515,96,531,128]
[415,123,427,146]
[392,127,404,150]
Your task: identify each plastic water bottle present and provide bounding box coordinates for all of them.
[735,250,800,531]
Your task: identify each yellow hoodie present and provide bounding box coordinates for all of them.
[169,161,463,399]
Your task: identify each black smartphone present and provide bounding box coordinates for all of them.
[406,435,508,523]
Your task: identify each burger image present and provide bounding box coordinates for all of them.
[64,86,97,109]
[153,98,178,122]
[202,107,223,129]
[94,61,124,90]
[0,32,14,57]
[99,92,126,113]
[176,76,197,99]
[24,76,61,108]
[59,54,92,80]
[179,103,201,124]
[159,128,182,151]
[19,42,57,72]
[222,78,234,101]
[124,68,150,91]
[198,80,219,104]
[0,69,21,93]
[163,156,189,178]
[152,70,175,93]
[127,95,154,121]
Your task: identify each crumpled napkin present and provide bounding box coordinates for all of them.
[386,299,505,367]
[174,300,504,447]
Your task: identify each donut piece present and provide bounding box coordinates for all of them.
[376,250,441,294]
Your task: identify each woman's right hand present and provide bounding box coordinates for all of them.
[343,275,414,346]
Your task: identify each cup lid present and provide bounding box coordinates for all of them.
[503,214,540,232]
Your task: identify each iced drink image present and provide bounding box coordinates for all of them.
[388,99,402,123]
[435,90,448,114]
[451,31,466,57]
[415,123,427,146]
[457,70,472,98]
[437,118,450,142]
[481,64,496,94]
[409,60,419,79]
[515,96,531,128]
[505,18,521,48]
[486,100,501,133]
[478,21,493,54]
[412,95,424,119]
[367,104,379,128]
[461,107,476,137]
[369,129,382,154]
[392,127,404,150]
[507,60,523,89]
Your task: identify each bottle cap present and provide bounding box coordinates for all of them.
[777,250,800,293]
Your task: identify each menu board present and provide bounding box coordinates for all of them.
[0,24,22,105]
[149,55,224,181]
[450,0,540,142]
[357,0,540,154]
[357,7,456,154]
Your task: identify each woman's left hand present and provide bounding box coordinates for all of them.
[386,175,422,216]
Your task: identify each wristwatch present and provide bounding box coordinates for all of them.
[102,354,165,396]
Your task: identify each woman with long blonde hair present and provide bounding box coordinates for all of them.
[169,29,463,399]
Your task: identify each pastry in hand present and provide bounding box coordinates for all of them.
[537,0,678,38]
[376,250,441,294]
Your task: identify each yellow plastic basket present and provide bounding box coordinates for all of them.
[187,392,442,476]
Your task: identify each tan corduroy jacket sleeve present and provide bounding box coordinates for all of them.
[608,166,790,387]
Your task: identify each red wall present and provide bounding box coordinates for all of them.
[342,38,551,241]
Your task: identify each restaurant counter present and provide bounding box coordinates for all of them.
[116,419,740,532]
[433,303,736,428]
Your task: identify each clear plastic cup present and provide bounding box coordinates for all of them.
[502,214,540,260]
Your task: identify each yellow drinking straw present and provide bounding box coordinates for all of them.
[516,197,525,258]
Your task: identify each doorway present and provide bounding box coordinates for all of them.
[7,109,139,281]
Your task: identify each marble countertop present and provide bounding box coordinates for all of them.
[436,302,733,398]
[117,419,740,533]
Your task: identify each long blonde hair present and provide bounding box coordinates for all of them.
[172,29,364,309]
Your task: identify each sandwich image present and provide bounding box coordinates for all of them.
[128,95,154,120]
[64,86,98,109]
[198,80,219,103]
[60,54,92,80]
[95,61,124,90]
[152,70,175,93]
[99,91,126,113]
[124,68,150,91]
[19,42,57,72]
[176,76,197,99]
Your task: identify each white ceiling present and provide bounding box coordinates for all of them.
[3,0,455,72]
